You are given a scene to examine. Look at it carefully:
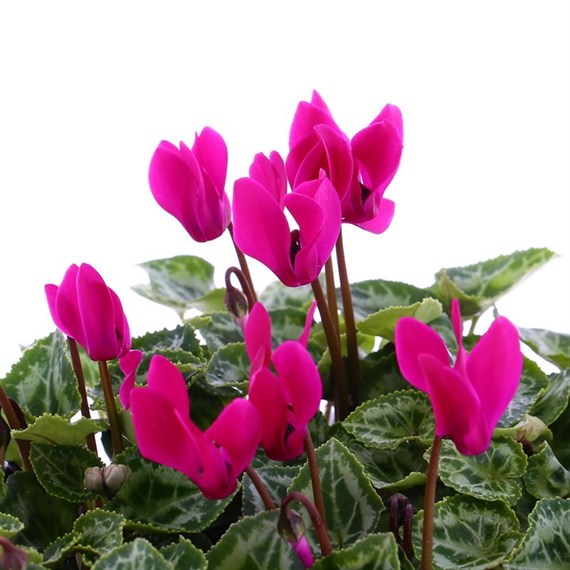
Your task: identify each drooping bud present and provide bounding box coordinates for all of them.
[278,501,314,567]
[84,464,132,496]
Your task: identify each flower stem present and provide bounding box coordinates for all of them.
[421,435,442,570]
[246,465,276,510]
[98,360,124,459]
[282,492,333,557]
[228,222,257,303]
[335,229,359,408]
[305,431,327,527]
[0,386,32,471]
[67,338,98,454]
[310,278,349,421]
[324,258,339,336]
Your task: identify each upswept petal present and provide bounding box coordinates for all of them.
[395,317,450,392]
[108,287,131,357]
[272,340,322,425]
[148,141,200,224]
[51,264,85,344]
[291,244,320,285]
[130,388,202,480]
[351,119,403,195]
[370,104,404,140]
[467,316,522,430]
[145,354,190,419]
[287,138,326,189]
[233,178,297,286]
[284,191,325,250]
[193,171,231,242]
[353,198,395,234]
[76,264,121,361]
[118,349,143,409]
[206,398,261,476]
[289,92,340,150]
[249,367,289,459]
[297,301,317,348]
[294,177,341,262]
[245,302,273,371]
[314,124,354,200]
[249,151,287,206]
[192,127,228,197]
[419,354,490,455]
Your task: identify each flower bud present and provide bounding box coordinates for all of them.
[83,466,105,493]
[102,464,132,494]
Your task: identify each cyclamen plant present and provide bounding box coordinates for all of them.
[0,92,568,569]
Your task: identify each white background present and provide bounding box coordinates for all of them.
[1,1,568,376]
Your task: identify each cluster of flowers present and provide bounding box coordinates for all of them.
[43,89,522,525]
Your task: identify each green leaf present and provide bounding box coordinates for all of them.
[358,346,410,402]
[242,464,300,516]
[260,280,315,311]
[0,512,24,537]
[160,536,207,570]
[531,369,570,426]
[91,537,173,570]
[349,279,435,321]
[190,312,244,352]
[268,308,311,345]
[436,437,527,505]
[357,298,442,341]
[43,531,81,566]
[133,255,218,316]
[205,342,249,394]
[505,498,570,569]
[0,331,81,418]
[0,471,77,550]
[289,438,385,549]
[12,414,106,446]
[30,443,103,502]
[497,357,549,427]
[413,495,521,569]
[518,327,570,369]
[343,390,434,450]
[74,509,126,562]
[524,442,570,499]
[550,405,570,469]
[107,449,232,533]
[312,533,401,569]
[430,247,557,317]
[206,510,303,569]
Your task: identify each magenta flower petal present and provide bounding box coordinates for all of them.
[249,151,287,206]
[232,177,297,286]
[248,367,289,459]
[191,127,228,198]
[272,341,322,425]
[419,353,490,455]
[118,349,143,409]
[314,124,354,199]
[285,191,325,250]
[353,198,395,234]
[291,536,314,568]
[145,354,190,419]
[394,317,450,392]
[245,302,273,370]
[467,316,522,429]
[206,398,261,476]
[130,387,202,480]
[297,301,317,347]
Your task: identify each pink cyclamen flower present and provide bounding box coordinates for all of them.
[291,536,314,568]
[130,355,261,500]
[149,127,231,242]
[118,349,143,409]
[45,263,131,361]
[245,302,322,461]
[233,152,341,287]
[286,90,403,234]
[395,299,523,455]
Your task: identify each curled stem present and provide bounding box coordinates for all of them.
[225,266,256,312]
[421,435,442,570]
[98,360,124,459]
[245,465,276,510]
[305,431,327,527]
[228,222,257,303]
[310,278,349,421]
[67,338,98,454]
[335,229,359,407]
[282,491,333,557]
[0,386,32,471]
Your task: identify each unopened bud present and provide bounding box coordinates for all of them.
[84,464,131,496]
[515,415,551,443]
[278,507,306,543]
